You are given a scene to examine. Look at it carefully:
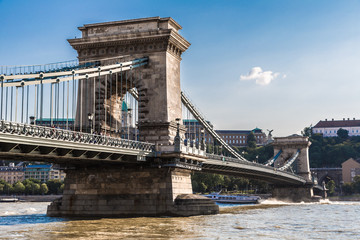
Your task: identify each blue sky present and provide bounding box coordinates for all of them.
[1,0,360,136]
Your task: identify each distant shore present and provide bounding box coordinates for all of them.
[329,195,360,201]
[0,195,61,202]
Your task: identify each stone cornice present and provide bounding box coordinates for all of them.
[78,16,182,31]
[69,29,190,50]
[68,29,190,60]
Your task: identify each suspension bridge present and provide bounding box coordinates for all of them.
[0,17,318,217]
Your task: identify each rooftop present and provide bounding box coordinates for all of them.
[313,118,360,128]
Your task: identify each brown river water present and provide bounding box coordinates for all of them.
[0,200,359,239]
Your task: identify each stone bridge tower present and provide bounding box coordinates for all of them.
[47,17,218,218]
[68,17,190,145]
[272,135,312,182]
[271,135,318,202]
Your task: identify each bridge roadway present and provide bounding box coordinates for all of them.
[0,120,154,163]
[203,154,306,185]
[0,120,306,186]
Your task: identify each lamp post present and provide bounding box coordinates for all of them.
[174,118,181,151]
[200,128,205,151]
[127,108,132,140]
[88,113,94,134]
[29,116,35,125]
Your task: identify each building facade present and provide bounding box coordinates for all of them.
[312,118,360,137]
[183,120,267,147]
[49,169,66,181]
[25,164,66,182]
[342,158,360,183]
[0,163,25,184]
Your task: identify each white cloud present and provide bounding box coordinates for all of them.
[240,67,280,85]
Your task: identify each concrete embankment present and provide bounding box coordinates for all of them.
[1,195,62,202]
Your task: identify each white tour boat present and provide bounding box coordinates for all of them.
[204,192,261,204]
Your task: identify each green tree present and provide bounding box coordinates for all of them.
[342,183,354,195]
[0,183,4,194]
[353,176,360,193]
[59,184,64,194]
[301,125,312,137]
[46,179,63,194]
[32,183,40,195]
[326,180,336,196]
[337,128,349,139]
[26,182,40,195]
[3,183,13,195]
[40,183,49,195]
[247,132,257,149]
[13,182,25,194]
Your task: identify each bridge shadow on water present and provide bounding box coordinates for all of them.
[0,214,65,226]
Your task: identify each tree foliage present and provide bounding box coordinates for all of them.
[308,132,360,167]
[40,183,49,195]
[326,180,336,196]
[301,125,312,137]
[13,182,25,194]
[0,178,64,195]
[191,172,270,194]
[247,132,257,149]
[337,128,349,139]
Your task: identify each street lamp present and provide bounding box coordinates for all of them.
[127,108,132,140]
[200,128,205,150]
[88,113,94,134]
[29,116,35,125]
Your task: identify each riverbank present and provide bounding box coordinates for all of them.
[0,195,61,202]
[329,195,360,201]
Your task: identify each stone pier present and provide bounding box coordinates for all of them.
[47,165,218,217]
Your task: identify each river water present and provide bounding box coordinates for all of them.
[0,200,359,239]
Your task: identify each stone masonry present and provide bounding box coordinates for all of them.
[47,17,218,218]
[47,166,218,217]
[271,135,318,202]
[68,17,190,145]
[273,135,312,182]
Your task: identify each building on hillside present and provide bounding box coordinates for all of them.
[342,158,360,183]
[25,164,66,182]
[216,128,267,147]
[49,169,66,181]
[183,119,267,147]
[312,118,360,137]
[0,163,25,184]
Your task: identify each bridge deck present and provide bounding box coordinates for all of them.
[203,154,306,185]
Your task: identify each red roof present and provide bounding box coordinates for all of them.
[313,119,360,128]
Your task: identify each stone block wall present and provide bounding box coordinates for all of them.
[47,165,218,217]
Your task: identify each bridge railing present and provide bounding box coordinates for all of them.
[0,120,154,152]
